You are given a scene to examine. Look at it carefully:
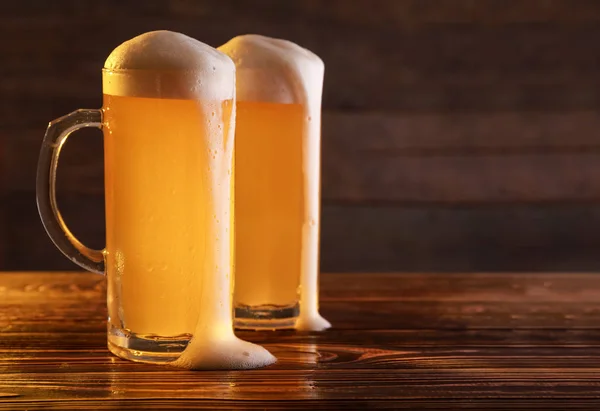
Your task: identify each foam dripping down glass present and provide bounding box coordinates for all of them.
[36,30,275,370]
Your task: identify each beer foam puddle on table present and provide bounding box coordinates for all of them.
[104,31,275,370]
[219,35,331,331]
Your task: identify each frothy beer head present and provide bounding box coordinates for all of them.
[103,30,235,100]
[218,35,324,107]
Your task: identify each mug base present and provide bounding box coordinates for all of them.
[234,303,298,330]
[107,325,190,364]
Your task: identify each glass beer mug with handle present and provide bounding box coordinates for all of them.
[219,35,331,331]
[36,31,275,369]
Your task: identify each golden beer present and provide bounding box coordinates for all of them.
[234,101,304,311]
[103,93,234,337]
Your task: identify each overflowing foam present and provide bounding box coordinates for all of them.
[173,336,276,370]
[219,35,331,332]
[218,34,323,106]
[170,95,276,370]
[103,31,234,100]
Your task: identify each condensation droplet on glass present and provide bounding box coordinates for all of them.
[115,250,125,274]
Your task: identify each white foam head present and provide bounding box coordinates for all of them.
[103,30,235,100]
[218,34,323,106]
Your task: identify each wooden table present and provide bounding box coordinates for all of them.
[0,272,599,409]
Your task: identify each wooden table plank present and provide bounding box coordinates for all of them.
[3,272,598,301]
[0,272,599,409]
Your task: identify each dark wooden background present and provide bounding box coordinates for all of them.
[2,0,600,272]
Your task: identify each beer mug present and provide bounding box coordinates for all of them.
[36,31,274,368]
[219,35,331,331]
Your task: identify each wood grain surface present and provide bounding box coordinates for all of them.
[4,0,600,271]
[0,272,599,409]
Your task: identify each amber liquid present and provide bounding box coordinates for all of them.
[103,94,234,337]
[234,101,305,313]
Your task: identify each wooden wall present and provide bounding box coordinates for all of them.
[2,0,600,272]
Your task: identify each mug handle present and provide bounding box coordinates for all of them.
[36,109,105,275]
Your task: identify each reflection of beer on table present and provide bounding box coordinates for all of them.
[219,35,331,331]
[103,30,274,369]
